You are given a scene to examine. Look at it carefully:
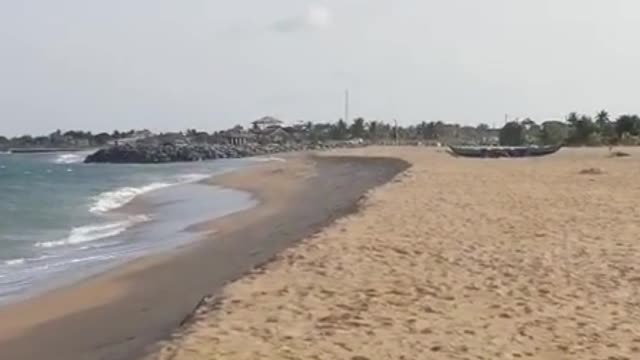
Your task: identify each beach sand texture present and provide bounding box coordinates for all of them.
[0,154,409,360]
[152,147,640,360]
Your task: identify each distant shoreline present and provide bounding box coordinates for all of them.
[7,148,91,154]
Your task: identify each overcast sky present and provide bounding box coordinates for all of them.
[1,0,640,136]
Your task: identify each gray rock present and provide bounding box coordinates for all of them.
[84,140,367,164]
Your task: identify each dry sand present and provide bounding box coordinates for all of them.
[151,146,640,360]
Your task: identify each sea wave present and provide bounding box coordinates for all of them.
[69,255,116,264]
[35,215,150,249]
[252,156,286,162]
[4,258,25,266]
[21,255,117,273]
[89,173,210,214]
[2,255,54,267]
[176,173,211,183]
[54,153,85,164]
[89,183,171,214]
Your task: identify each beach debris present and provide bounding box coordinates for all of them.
[608,151,631,158]
[579,168,605,175]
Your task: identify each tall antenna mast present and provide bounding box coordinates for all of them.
[344,89,350,123]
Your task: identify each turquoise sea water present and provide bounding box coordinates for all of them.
[0,151,260,303]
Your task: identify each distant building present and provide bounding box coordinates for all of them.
[252,116,284,131]
[73,138,90,147]
[152,132,190,146]
[133,130,153,139]
[262,127,292,144]
[221,130,255,145]
[250,125,303,145]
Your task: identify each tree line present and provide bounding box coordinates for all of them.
[301,118,495,144]
[300,112,640,146]
[0,129,144,150]
[3,111,640,150]
[499,111,640,146]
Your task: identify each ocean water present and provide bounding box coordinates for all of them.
[0,151,261,304]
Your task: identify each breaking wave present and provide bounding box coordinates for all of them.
[35,215,150,249]
[252,156,286,162]
[4,258,25,266]
[54,153,85,164]
[89,173,210,214]
[89,183,171,214]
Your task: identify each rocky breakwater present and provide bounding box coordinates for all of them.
[84,141,363,164]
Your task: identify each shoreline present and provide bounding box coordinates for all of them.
[0,158,257,307]
[7,148,91,154]
[0,153,409,360]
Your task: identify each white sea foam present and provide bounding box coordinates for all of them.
[176,173,210,183]
[90,183,170,214]
[89,173,210,214]
[35,215,150,249]
[27,255,116,271]
[253,156,286,163]
[2,255,55,267]
[70,255,116,264]
[54,153,84,164]
[4,258,25,266]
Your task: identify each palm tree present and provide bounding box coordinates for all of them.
[566,112,580,127]
[330,119,349,140]
[367,121,378,140]
[595,110,610,129]
[595,110,615,145]
[350,118,366,139]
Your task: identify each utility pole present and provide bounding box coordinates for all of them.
[394,118,398,144]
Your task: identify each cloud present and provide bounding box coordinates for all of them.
[307,5,331,28]
[271,4,332,33]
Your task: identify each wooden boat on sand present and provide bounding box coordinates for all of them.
[448,145,562,158]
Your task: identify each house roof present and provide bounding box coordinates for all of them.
[252,116,283,126]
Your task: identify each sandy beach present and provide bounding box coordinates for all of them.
[149,146,640,360]
[0,154,408,360]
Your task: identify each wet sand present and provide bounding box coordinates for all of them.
[0,154,409,360]
[151,146,640,360]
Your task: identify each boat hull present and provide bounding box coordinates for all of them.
[448,145,562,158]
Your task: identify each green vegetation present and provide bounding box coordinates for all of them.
[0,129,147,151]
[499,122,526,146]
[498,111,640,146]
[3,110,640,151]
